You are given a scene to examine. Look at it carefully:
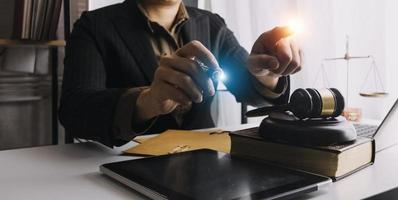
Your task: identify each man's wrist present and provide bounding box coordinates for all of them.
[136,88,159,123]
[251,75,288,99]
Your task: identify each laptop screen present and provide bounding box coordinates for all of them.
[373,99,398,152]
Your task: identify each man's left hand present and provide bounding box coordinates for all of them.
[248,26,302,91]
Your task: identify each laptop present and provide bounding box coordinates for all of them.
[100,149,331,200]
[353,99,398,152]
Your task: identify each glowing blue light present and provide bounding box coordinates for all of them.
[219,71,227,81]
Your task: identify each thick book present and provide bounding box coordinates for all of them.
[230,127,375,181]
[48,0,62,40]
[24,0,33,39]
[12,0,24,39]
[11,0,62,40]
[30,0,38,39]
[41,0,54,40]
[32,0,45,40]
[0,0,15,38]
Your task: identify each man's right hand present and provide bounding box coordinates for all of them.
[135,41,221,122]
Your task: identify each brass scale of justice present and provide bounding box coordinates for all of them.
[313,35,388,107]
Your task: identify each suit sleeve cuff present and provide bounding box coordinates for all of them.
[112,87,157,141]
[251,76,288,99]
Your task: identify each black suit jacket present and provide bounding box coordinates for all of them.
[59,0,289,147]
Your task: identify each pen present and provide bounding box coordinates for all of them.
[192,57,224,82]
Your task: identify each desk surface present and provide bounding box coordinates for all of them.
[1,124,397,200]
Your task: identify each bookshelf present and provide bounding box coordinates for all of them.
[0,0,71,145]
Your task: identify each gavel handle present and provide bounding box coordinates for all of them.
[245,104,290,117]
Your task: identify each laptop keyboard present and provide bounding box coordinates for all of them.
[354,124,378,137]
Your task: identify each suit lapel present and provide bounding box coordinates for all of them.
[112,1,158,83]
[181,13,210,48]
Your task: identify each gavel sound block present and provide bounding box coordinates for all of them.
[259,112,357,146]
[247,88,357,146]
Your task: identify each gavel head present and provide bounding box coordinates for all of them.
[289,88,345,119]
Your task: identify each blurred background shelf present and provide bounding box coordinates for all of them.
[0,0,76,149]
[0,39,65,47]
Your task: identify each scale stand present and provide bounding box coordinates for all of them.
[321,35,388,121]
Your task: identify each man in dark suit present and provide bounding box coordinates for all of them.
[59,0,302,147]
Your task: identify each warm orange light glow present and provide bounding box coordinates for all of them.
[288,19,304,35]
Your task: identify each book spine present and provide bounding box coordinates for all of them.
[42,0,54,40]
[49,0,63,40]
[33,0,44,40]
[30,0,38,40]
[34,0,43,40]
[38,0,49,40]
[25,0,33,39]
[22,0,28,39]
[12,0,24,39]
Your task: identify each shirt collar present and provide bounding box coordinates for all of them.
[137,2,190,33]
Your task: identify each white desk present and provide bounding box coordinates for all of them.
[1,125,398,200]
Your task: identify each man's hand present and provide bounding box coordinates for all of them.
[135,41,221,122]
[248,26,302,90]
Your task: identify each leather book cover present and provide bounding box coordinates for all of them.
[231,127,372,153]
[231,127,375,181]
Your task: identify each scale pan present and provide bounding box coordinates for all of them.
[359,92,388,97]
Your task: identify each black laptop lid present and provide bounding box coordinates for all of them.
[101,149,330,199]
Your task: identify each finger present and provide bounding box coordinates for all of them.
[292,66,302,74]
[176,40,220,70]
[160,83,192,106]
[253,26,295,55]
[282,42,301,75]
[268,26,294,47]
[299,49,304,66]
[292,50,304,74]
[272,38,292,75]
[247,54,279,76]
[157,67,203,103]
[160,56,215,96]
